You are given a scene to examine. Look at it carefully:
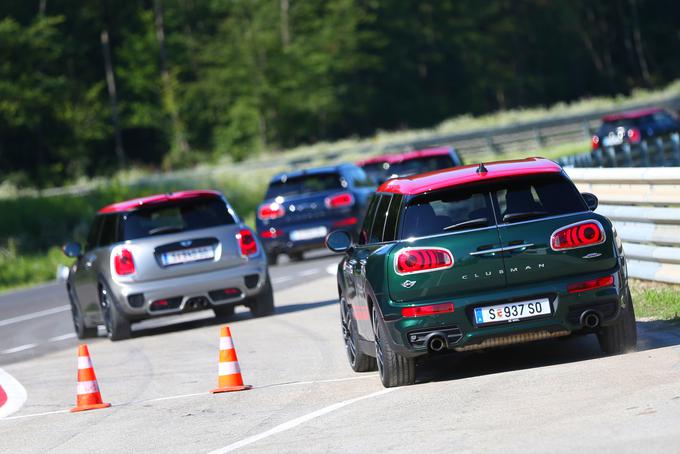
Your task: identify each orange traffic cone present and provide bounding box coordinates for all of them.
[210,326,251,393]
[70,344,111,412]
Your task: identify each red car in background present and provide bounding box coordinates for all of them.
[357,147,463,184]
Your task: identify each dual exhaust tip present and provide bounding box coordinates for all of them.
[426,333,447,353]
[580,310,601,329]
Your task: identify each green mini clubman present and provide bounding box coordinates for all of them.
[325,158,637,387]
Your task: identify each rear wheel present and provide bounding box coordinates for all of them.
[68,286,97,339]
[597,290,637,355]
[340,294,376,372]
[249,274,275,317]
[288,251,304,262]
[372,305,415,387]
[267,252,279,266]
[213,304,235,319]
[99,283,131,341]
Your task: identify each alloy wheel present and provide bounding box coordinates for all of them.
[341,297,358,366]
[372,308,385,378]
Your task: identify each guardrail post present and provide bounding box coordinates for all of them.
[606,146,617,167]
[655,137,666,166]
[640,140,650,167]
[485,135,501,155]
[672,133,680,166]
[533,128,545,148]
[582,121,592,139]
[622,143,633,167]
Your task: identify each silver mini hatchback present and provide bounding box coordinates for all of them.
[62,190,272,341]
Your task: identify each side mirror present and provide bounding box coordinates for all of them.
[581,192,598,211]
[62,242,82,258]
[325,230,352,253]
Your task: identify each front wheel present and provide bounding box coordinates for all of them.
[372,305,415,387]
[340,294,376,372]
[597,290,637,355]
[100,283,131,341]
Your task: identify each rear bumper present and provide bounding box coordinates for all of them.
[379,266,627,358]
[109,258,268,318]
[258,217,359,255]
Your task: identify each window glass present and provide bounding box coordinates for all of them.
[358,194,379,245]
[98,215,118,247]
[347,167,374,188]
[122,197,236,240]
[369,195,392,244]
[265,173,343,199]
[383,195,402,242]
[85,216,103,251]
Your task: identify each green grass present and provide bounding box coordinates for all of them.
[630,279,680,322]
[0,245,65,292]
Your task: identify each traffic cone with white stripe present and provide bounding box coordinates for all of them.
[70,344,110,412]
[210,326,251,393]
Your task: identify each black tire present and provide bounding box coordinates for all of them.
[340,293,376,372]
[267,252,279,266]
[372,305,415,387]
[99,282,131,341]
[249,274,275,317]
[68,286,97,339]
[597,290,637,355]
[213,304,235,319]
[288,251,304,262]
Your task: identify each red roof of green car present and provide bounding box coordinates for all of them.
[378,157,562,195]
[98,190,221,214]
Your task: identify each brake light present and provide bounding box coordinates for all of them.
[551,220,605,251]
[402,303,455,318]
[114,248,135,275]
[258,202,284,220]
[332,217,358,228]
[627,128,641,143]
[325,192,354,209]
[395,247,453,275]
[260,228,283,239]
[238,229,258,256]
[568,275,614,293]
[591,135,600,150]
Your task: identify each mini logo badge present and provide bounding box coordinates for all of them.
[402,280,417,288]
[180,240,192,247]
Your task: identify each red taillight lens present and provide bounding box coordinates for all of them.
[114,248,135,275]
[591,135,600,150]
[332,217,358,228]
[568,275,614,293]
[238,229,258,256]
[325,192,354,209]
[395,248,453,275]
[260,228,283,239]
[258,202,285,220]
[627,128,641,143]
[402,303,455,318]
[551,221,605,251]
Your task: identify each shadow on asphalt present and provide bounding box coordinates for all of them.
[415,320,680,385]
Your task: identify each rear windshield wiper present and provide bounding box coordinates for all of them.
[443,217,488,231]
[148,225,184,235]
[502,211,548,223]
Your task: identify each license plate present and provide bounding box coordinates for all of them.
[602,135,623,147]
[290,226,328,242]
[474,298,551,325]
[161,245,215,266]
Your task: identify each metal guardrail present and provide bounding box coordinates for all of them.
[565,167,680,284]
[559,133,680,168]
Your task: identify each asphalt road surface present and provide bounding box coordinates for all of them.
[1,250,680,452]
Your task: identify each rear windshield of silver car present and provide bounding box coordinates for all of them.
[400,173,586,238]
[122,197,236,240]
[265,172,343,199]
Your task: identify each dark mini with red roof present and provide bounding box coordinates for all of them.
[326,157,637,387]
[592,107,680,150]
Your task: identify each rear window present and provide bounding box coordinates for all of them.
[363,155,455,183]
[265,172,343,199]
[122,197,236,240]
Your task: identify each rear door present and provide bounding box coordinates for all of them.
[388,186,506,303]
[493,173,617,287]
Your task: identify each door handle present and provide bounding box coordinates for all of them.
[503,243,534,252]
[469,246,504,256]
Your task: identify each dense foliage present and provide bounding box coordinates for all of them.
[1,0,679,187]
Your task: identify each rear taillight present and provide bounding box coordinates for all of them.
[258,202,284,220]
[627,128,641,143]
[325,192,354,209]
[238,229,258,257]
[401,302,455,318]
[260,228,283,239]
[568,275,614,294]
[395,247,453,275]
[114,248,135,275]
[591,135,600,150]
[550,220,605,251]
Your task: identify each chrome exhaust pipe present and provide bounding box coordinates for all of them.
[580,311,600,329]
[427,334,447,353]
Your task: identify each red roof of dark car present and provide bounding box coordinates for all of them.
[357,147,451,166]
[602,107,663,122]
[378,158,562,195]
[98,190,222,214]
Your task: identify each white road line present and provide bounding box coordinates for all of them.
[2,409,68,421]
[1,344,37,355]
[272,276,292,284]
[326,264,337,275]
[0,305,70,327]
[0,368,28,418]
[206,388,397,453]
[268,374,377,389]
[297,269,319,277]
[47,333,77,342]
